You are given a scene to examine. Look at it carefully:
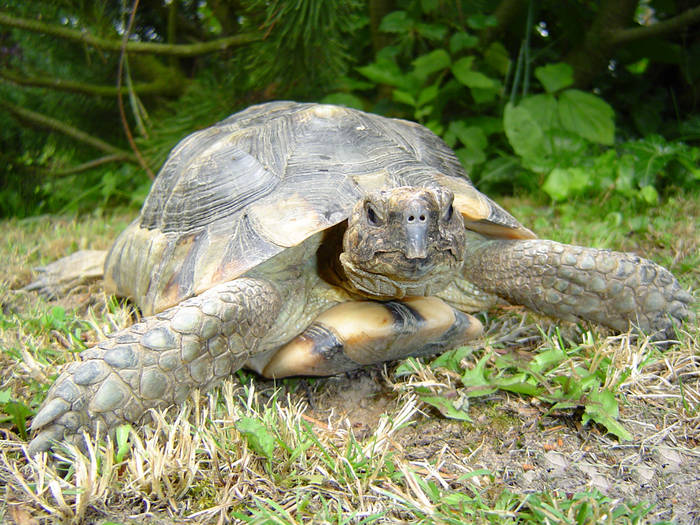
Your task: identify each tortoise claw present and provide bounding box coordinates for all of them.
[27,426,65,456]
[30,397,71,431]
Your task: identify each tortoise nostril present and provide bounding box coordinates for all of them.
[408,215,415,222]
[419,214,426,222]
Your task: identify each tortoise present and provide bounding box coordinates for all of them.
[27,101,693,455]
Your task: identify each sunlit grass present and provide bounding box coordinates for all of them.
[0,195,697,523]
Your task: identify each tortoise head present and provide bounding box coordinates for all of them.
[340,186,466,299]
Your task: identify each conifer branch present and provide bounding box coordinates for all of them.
[0,70,181,97]
[0,11,260,56]
[0,99,136,161]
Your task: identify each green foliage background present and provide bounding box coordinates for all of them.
[1,0,698,217]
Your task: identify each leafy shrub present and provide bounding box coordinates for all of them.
[323,5,699,203]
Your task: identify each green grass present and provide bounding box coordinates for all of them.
[0,195,697,524]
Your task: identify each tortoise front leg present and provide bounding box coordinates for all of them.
[28,278,282,455]
[257,297,483,378]
[461,238,694,338]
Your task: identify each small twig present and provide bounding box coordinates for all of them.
[117,0,155,180]
[50,154,137,176]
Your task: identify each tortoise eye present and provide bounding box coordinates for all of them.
[444,203,454,222]
[366,203,381,225]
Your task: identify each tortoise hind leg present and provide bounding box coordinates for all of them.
[24,250,108,298]
[257,297,483,378]
[28,277,282,455]
[461,238,694,338]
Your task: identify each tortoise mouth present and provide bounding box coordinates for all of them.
[338,251,457,299]
[367,249,459,280]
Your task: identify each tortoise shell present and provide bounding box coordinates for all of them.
[104,101,533,316]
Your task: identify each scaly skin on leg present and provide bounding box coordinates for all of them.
[462,238,694,337]
[28,278,282,455]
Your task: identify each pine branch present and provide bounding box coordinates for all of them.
[0,70,182,97]
[612,5,700,45]
[0,11,260,56]
[0,99,137,161]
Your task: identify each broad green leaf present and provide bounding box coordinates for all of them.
[393,89,416,106]
[452,57,497,89]
[551,377,584,402]
[412,49,451,81]
[455,147,486,169]
[457,469,494,482]
[479,157,522,189]
[582,388,632,441]
[550,400,580,411]
[534,62,574,93]
[470,86,499,103]
[448,121,487,150]
[466,14,498,30]
[357,60,409,89]
[503,102,545,159]
[548,129,588,157]
[0,389,10,404]
[449,122,488,169]
[236,416,277,459]
[493,378,543,397]
[394,357,422,378]
[639,185,659,205]
[615,154,635,193]
[115,424,131,463]
[463,116,503,136]
[449,31,478,53]
[529,347,567,374]
[542,167,589,201]
[419,394,471,421]
[421,0,439,12]
[442,493,476,505]
[415,104,433,119]
[461,353,497,397]
[417,84,440,106]
[379,11,413,33]
[424,120,444,136]
[429,346,474,372]
[520,94,558,130]
[558,89,615,145]
[3,400,32,440]
[452,56,474,76]
[416,22,447,41]
[484,42,511,75]
[377,44,400,62]
[320,93,364,110]
[626,57,649,75]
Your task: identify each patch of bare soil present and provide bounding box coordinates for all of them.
[295,367,700,524]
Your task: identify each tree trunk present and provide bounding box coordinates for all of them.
[369,0,395,55]
[564,0,638,88]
